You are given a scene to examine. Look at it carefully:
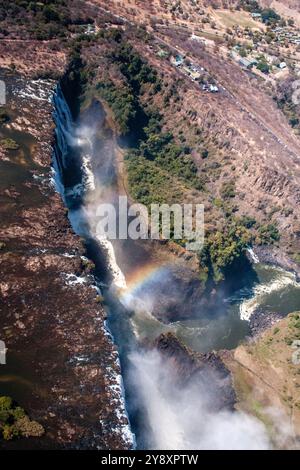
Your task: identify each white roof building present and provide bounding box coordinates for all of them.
[279,62,287,69]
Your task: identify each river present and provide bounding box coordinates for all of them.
[53,85,300,450]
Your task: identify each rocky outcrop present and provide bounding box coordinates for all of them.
[156,332,236,412]
[254,245,300,279]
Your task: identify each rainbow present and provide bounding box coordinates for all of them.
[118,262,169,305]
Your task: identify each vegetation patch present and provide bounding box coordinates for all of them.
[126,154,184,206]
[126,112,204,194]
[0,138,19,150]
[96,81,137,136]
[200,223,252,283]
[0,396,44,441]
[257,224,280,245]
[0,1,91,40]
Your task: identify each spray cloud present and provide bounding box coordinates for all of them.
[129,349,271,450]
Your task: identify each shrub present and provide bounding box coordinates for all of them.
[257,61,270,74]
[14,416,44,438]
[42,5,59,22]
[2,425,19,441]
[220,181,235,199]
[258,224,280,244]
[261,8,280,25]
[0,396,44,441]
[11,406,26,420]
[0,396,12,411]
[239,215,257,229]
[0,138,19,150]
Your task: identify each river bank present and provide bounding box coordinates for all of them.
[253,245,300,280]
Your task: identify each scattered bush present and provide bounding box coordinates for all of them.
[0,138,19,150]
[257,223,280,244]
[239,215,257,229]
[0,395,44,441]
[200,223,252,283]
[220,181,235,199]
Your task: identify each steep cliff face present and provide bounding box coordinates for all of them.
[156,332,236,412]
[0,68,133,448]
[86,0,300,273]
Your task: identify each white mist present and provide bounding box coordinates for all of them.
[129,349,271,450]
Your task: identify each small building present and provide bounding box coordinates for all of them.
[231,49,240,61]
[84,24,96,35]
[171,54,184,67]
[239,57,256,69]
[251,13,262,19]
[209,84,219,93]
[279,61,287,69]
[190,70,201,81]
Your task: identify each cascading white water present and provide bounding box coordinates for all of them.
[129,350,271,450]
[53,85,126,290]
[52,85,134,448]
[240,265,300,321]
[247,247,260,264]
[53,85,74,169]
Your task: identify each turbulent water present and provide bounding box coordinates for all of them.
[52,86,300,450]
[239,264,300,321]
[53,86,134,448]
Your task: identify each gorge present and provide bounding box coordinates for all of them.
[2,0,300,452]
[52,75,300,449]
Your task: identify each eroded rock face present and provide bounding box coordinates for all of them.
[155,332,236,412]
[0,73,133,449]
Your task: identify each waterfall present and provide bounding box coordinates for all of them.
[95,236,127,290]
[51,84,134,448]
[52,85,126,291]
[50,83,281,450]
[247,247,260,264]
[53,85,74,170]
